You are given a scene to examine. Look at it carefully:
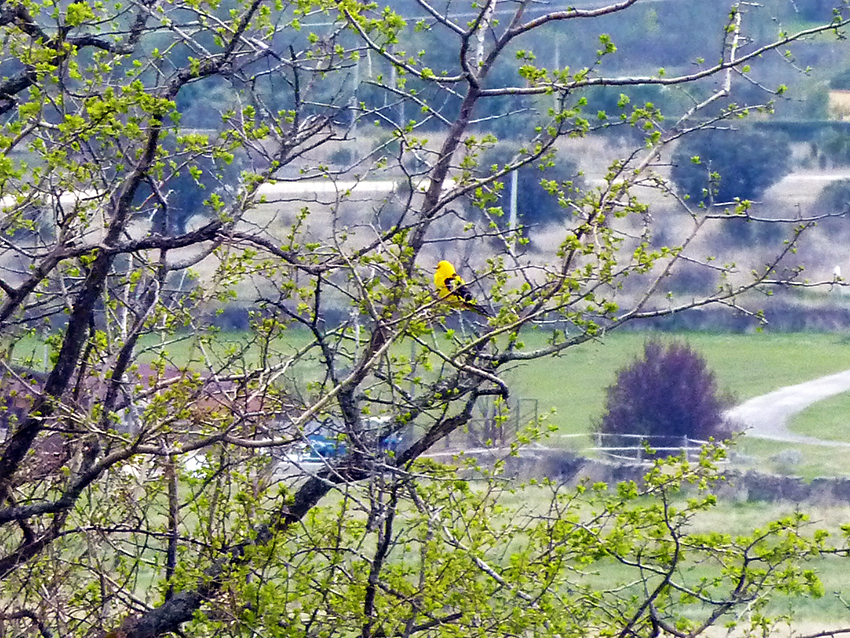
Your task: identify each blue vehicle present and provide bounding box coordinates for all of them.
[305,432,347,459]
[380,431,402,454]
[302,418,403,460]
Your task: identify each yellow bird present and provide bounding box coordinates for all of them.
[433,260,492,317]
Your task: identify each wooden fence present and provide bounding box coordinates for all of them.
[557,432,715,464]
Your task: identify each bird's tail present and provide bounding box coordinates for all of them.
[464,301,493,317]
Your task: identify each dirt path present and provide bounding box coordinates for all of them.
[726,370,850,446]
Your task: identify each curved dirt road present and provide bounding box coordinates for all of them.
[726,370,850,446]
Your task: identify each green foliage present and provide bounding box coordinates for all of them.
[815,178,850,214]
[585,84,687,141]
[181,450,830,638]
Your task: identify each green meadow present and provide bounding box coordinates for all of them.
[506,331,850,436]
[503,331,850,478]
[790,393,850,443]
[14,328,850,412]
[10,327,850,475]
[10,328,850,624]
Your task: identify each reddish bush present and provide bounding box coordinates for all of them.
[597,340,734,453]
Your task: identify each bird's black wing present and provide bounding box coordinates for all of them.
[445,274,475,303]
[445,274,491,316]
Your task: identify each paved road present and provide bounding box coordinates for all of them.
[726,370,850,446]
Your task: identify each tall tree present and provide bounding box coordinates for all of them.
[0,1,846,636]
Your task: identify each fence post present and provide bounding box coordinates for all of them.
[682,436,689,460]
[515,398,520,440]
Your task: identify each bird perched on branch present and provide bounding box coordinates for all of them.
[434,260,492,317]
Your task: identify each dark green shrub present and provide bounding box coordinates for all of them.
[663,262,716,295]
[817,129,850,166]
[812,178,850,236]
[830,67,850,91]
[815,178,850,214]
[670,129,792,205]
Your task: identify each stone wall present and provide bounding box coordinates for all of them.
[471,448,850,505]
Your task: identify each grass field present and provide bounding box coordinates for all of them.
[789,392,850,443]
[491,482,850,624]
[728,436,850,479]
[502,331,850,478]
[13,328,850,408]
[506,331,850,434]
[11,327,850,475]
